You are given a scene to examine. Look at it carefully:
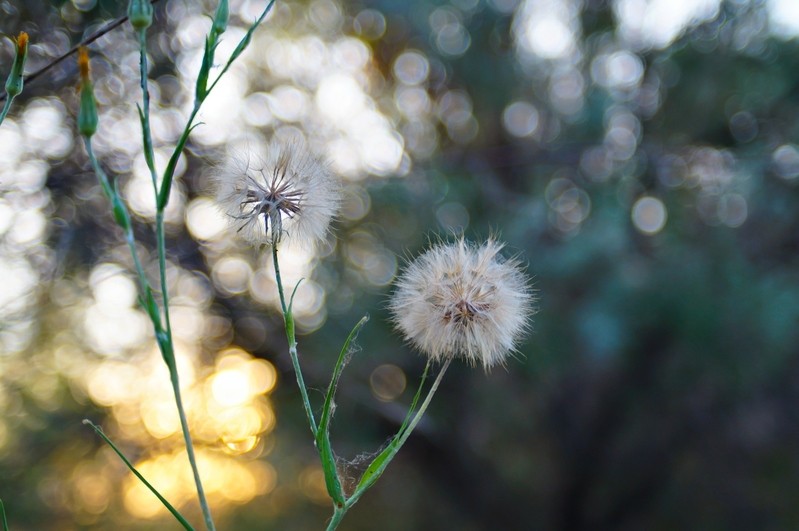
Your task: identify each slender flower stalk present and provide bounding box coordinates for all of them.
[272,244,318,436]
[264,234,534,531]
[215,139,340,433]
[78,46,193,529]
[124,1,216,526]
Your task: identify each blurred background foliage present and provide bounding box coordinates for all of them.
[2,0,799,529]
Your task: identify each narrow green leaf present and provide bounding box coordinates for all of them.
[287,278,304,315]
[158,121,202,209]
[395,362,430,439]
[83,420,194,530]
[161,0,275,211]
[195,37,213,102]
[0,497,9,531]
[156,330,174,366]
[354,443,396,494]
[136,103,156,176]
[315,315,370,505]
[111,195,132,231]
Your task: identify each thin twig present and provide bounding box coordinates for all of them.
[0,0,163,103]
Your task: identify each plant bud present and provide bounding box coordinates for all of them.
[4,32,29,98]
[127,0,154,30]
[77,47,98,137]
[212,0,229,36]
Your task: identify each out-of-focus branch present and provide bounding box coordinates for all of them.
[0,0,163,103]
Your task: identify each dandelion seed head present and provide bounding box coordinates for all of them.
[215,140,340,247]
[390,238,534,370]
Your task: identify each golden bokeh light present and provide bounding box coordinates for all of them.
[72,472,112,516]
[123,449,277,518]
[79,336,280,518]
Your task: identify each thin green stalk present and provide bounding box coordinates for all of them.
[145,1,280,526]
[126,9,213,528]
[83,420,195,530]
[326,506,346,531]
[83,137,149,297]
[0,97,13,126]
[165,347,213,531]
[0,497,8,531]
[158,0,276,211]
[153,210,214,531]
[272,244,318,435]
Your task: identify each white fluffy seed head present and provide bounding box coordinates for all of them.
[390,238,535,370]
[215,140,340,248]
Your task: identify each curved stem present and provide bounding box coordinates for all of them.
[84,138,148,295]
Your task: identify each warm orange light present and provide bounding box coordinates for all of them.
[15,31,28,53]
[78,46,90,80]
[123,450,276,517]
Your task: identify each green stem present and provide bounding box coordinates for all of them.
[83,137,149,296]
[326,506,346,531]
[155,212,173,352]
[84,134,213,530]
[0,96,13,126]
[272,244,318,435]
[0,497,8,531]
[157,202,213,531]
[166,350,213,531]
[135,25,212,528]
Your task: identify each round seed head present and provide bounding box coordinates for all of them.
[390,238,534,370]
[215,140,340,248]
